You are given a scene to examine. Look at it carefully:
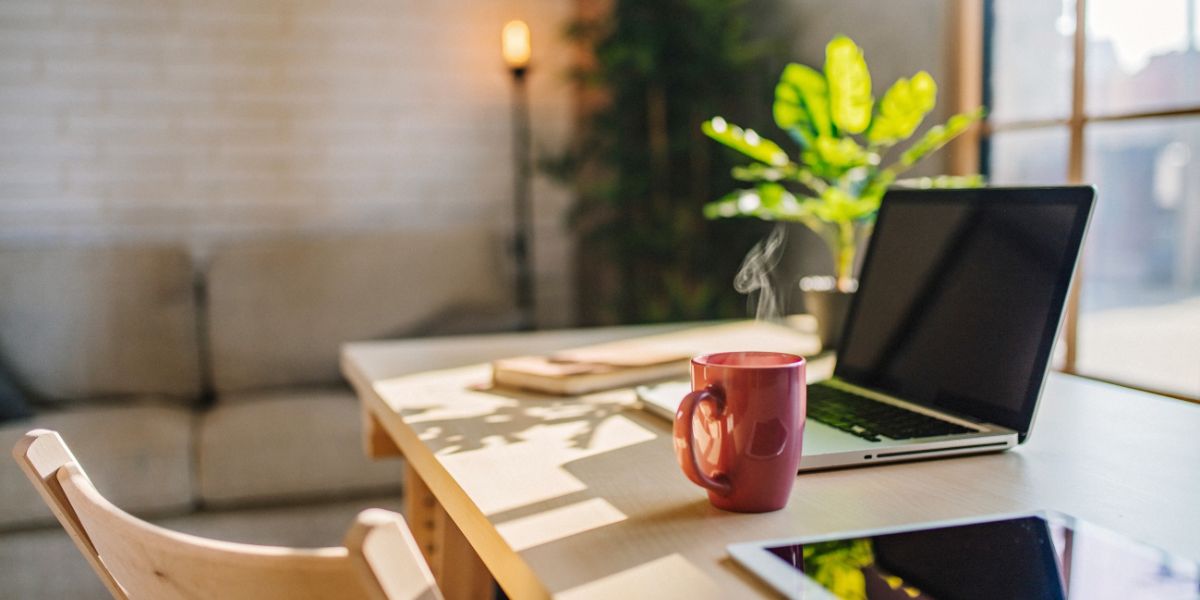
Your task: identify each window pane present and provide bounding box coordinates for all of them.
[989,0,1074,123]
[1086,0,1200,116]
[1077,117,1200,397]
[988,128,1070,184]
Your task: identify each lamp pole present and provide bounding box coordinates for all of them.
[503,20,535,331]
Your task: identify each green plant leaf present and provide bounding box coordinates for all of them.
[755,181,792,213]
[731,163,795,182]
[702,117,791,166]
[703,183,814,221]
[810,187,877,224]
[858,169,896,204]
[773,63,832,146]
[824,36,873,135]
[801,136,873,179]
[704,188,751,219]
[867,70,937,145]
[816,136,871,168]
[896,107,985,169]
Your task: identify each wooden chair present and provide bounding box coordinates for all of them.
[12,429,442,600]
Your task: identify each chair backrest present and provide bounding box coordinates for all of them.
[13,429,442,600]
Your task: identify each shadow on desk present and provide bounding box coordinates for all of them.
[396,385,631,456]
[389,375,1038,597]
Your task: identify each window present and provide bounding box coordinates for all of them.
[979,0,1200,399]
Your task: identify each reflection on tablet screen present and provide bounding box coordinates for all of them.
[765,515,1198,599]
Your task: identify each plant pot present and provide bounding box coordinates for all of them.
[802,289,854,351]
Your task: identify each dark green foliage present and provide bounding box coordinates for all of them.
[560,0,787,324]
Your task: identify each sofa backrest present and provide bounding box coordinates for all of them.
[0,245,203,404]
[205,228,514,393]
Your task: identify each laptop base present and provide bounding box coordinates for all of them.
[635,380,1018,472]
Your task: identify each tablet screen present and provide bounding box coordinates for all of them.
[760,514,1198,599]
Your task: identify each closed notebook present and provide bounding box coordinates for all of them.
[490,319,820,396]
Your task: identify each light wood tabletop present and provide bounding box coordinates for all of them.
[342,321,1200,600]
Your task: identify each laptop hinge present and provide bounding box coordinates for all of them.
[875,441,1011,459]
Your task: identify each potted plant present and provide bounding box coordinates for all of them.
[701,35,984,348]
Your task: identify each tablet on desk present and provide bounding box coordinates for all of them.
[728,511,1199,600]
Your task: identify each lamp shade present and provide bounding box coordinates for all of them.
[501,20,531,70]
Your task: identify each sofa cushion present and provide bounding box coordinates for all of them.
[0,526,111,599]
[206,229,513,392]
[0,403,195,530]
[197,388,403,506]
[0,245,202,403]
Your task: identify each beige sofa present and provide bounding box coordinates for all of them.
[0,229,517,598]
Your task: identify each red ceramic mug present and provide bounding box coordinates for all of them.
[673,351,806,512]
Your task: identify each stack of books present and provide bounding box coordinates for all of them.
[491,319,820,395]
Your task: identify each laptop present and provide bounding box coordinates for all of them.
[639,186,1095,471]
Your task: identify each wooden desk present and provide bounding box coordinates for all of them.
[342,322,1200,600]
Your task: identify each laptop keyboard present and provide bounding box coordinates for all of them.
[808,384,975,442]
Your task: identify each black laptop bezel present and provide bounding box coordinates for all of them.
[832,186,1096,443]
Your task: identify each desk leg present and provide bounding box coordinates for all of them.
[405,462,494,600]
[363,409,404,459]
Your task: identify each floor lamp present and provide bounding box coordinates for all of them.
[502,20,535,330]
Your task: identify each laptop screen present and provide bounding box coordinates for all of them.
[834,187,1094,441]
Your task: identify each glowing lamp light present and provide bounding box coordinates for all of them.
[502,20,532,71]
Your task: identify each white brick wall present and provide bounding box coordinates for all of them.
[0,0,577,326]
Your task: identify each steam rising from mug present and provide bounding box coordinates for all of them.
[734,224,786,322]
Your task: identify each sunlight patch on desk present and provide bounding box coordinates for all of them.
[585,413,658,452]
[525,402,605,421]
[377,377,518,421]
[516,420,593,446]
[439,413,659,516]
[444,450,589,516]
[557,553,723,600]
[496,498,626,552]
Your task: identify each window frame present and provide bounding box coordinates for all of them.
[949,0,1200,401]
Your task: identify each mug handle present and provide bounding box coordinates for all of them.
[674,384,733,497]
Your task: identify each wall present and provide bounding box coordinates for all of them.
[0,0,576,327]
